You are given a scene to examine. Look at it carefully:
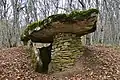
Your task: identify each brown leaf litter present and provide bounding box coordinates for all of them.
[0,45,120,80]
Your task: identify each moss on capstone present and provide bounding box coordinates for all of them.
[21,8,99,44]
[68,8,99,20]
[21,20,42,45]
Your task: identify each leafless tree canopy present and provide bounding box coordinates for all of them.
[0,0,120,48]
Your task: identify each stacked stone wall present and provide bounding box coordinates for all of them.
[50,33,84,72]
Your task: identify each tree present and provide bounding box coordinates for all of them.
[0,0,120,48]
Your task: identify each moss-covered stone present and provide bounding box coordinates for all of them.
[21,8,99,44]
[21,21,42,45]
[25,47,40,71]
[69,9,98,20]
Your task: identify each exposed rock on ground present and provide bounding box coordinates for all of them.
[0,45,120,80]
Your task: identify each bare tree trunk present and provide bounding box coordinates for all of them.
[11,0,20,47]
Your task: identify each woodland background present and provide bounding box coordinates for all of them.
[0,0,120,48]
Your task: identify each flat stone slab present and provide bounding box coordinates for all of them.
[21,9,98,43]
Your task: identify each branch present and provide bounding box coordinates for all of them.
[78,0,85,9]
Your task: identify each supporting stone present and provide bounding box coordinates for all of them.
[49,33,84,73]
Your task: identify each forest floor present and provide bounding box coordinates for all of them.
[0,45,120,80]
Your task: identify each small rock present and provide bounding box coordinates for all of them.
[64,42,70,46]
